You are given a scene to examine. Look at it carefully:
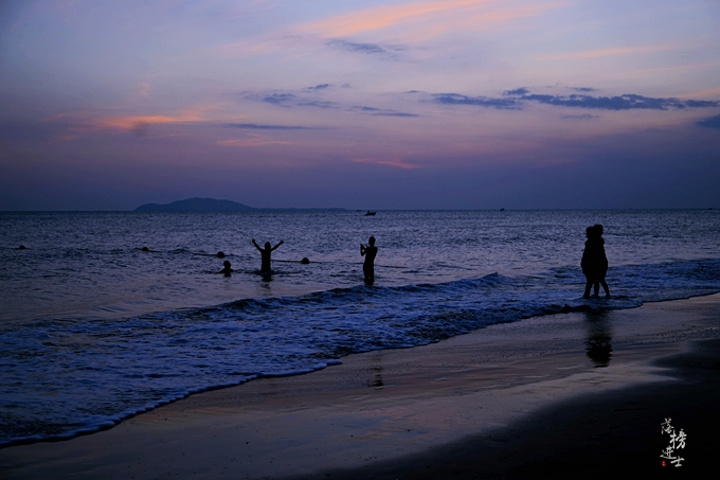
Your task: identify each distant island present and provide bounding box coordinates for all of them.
[134,198,256,212]
[134,197,348,212]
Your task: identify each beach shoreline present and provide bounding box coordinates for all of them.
[1,293,719,479]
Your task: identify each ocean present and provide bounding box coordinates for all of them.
[1,209,719,446]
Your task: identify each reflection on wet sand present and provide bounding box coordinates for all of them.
[584,310,613,367]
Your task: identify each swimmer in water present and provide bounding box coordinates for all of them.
[252,239,284,276]
[220,260,233,276]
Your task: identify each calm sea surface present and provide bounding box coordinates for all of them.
[1,209,719,445]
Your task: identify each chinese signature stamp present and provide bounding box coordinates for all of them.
[660,418,687,467]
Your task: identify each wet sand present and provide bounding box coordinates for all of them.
[1,294,719,479]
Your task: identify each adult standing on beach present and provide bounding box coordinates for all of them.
[581,224,610,298]
[252,239,284,276]
[360,236,378,285]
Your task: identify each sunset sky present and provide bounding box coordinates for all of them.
[1,0,719,210]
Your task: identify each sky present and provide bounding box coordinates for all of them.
[1,0,719,211]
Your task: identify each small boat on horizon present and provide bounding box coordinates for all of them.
[365,211,376,216]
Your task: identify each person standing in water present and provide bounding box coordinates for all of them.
[252,239,284,277]
[360,236,378,285]
[581,224,610,298]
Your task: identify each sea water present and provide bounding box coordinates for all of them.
[1,209,719,446]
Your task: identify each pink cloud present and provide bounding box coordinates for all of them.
[539,42,691,61]
[43,104,236,140]
[298,0,565,40]
[352,157,422,170]
[217,135,293,147]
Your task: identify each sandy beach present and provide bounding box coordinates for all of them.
[1,293,719,479]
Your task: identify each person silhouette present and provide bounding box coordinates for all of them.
[360,236,378,285]
[252,239,283,276]
[220,260,233,276]
[581,224,610,298]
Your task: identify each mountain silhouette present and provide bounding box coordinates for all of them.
[134,198,257,212]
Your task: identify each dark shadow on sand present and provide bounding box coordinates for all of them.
[279,339,720,480]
